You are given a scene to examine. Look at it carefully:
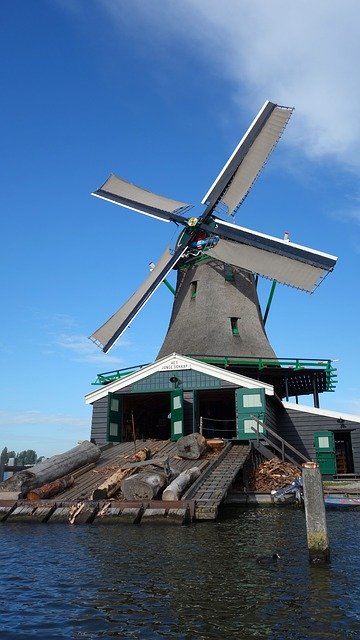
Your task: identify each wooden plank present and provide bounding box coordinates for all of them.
[30,505,57,522]
[141,508,167,522]
[167,508,189,524]
[7,505,37,522]
[94,504,122,524]
[0,502,17,522]
[47,506,71,522]
[117,507,143,524]
[69,503,98,524]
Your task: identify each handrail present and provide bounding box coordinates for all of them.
[250,415,310,467]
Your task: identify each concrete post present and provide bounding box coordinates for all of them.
[302,462,330,563]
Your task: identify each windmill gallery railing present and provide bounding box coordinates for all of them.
[92,357,337,391]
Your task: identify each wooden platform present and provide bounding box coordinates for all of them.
[0,439,251,524]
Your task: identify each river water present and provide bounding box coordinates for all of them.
[0,507,359,639]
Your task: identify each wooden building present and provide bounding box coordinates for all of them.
[86,353,360,478]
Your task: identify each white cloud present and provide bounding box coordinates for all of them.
[56,334,124,365]
[0,411,89,428]
[99,0,360,171]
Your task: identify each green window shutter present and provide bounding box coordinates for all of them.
[235,388,266,439]
[170,389,184,441]
[107,393,123,443]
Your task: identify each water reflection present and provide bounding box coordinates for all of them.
[0,509,360,638]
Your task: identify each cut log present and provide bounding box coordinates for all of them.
[0,441,101,497]
[133,448,151,462]
[177,433,208,460]
[91,467,134,500]
[26,475,74,501]
[206,438,225,450]
[163,467,201,501]
[121,470,168,500]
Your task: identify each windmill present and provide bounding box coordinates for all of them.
[89,101,337,368]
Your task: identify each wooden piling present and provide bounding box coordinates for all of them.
[302,462,330,563]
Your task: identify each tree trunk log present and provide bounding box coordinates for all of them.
[162,467,201,501]
[121,470,168,500]
[176,433,208,460]
[0,441,101,497]
[26,475,75,501]
[91,467,134,500]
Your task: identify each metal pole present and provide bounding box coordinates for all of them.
[131,411,137,455]
[199,416,203,436]
[263,280,277,326]
[302,462,330,563]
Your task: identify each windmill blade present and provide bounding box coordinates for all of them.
[89,246,187,352]
[201,101,294,216]
[206,223,337,292]
[92,174,193,223]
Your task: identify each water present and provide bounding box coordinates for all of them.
[1,508,360,639]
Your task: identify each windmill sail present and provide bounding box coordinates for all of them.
[202,102,293,215]
[93,174,192,222]
[207,236,336,292]
[90,100,337,356]
[89,246,186,352]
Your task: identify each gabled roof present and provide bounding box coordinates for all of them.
[283,401,360,424]
[85,352,274,404]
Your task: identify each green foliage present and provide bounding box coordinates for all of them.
[1,447,41,465]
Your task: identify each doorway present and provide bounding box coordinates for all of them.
[334,431,354,474]
[197,389,236,439]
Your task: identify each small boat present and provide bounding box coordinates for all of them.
[324,495,360,509]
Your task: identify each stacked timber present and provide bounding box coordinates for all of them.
[0,441,101,499]
[27,475,75,501]
[121,467,172,500]
[163,467,201,501]
[248,458,301,492]
[91,467,135,500]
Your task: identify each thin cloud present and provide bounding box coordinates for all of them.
[98,0,360,171]
[56,334,125,365]
[0,411,89,428]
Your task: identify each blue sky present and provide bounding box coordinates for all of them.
[1,0,360,457]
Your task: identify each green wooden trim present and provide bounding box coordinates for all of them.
[235,388,266,439]
[170,389,184,441]
[107,393,123,442]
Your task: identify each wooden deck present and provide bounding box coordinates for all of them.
[0,439,251,524]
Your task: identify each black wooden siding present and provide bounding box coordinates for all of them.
[276,405,360,472]
[265,398,277,432]
[183,390,194,436]
[90,397,108,445]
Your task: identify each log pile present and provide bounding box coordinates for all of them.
[248,458,301,492]
[0,441,101,498]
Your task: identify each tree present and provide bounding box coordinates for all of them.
[0,447,40,465]
[17,449,37,465]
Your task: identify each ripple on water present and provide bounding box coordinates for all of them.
[1,511,360,639]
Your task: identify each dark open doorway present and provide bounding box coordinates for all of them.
[334,431,354,474]
[123,393,171,441]
[197,389,236,439]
